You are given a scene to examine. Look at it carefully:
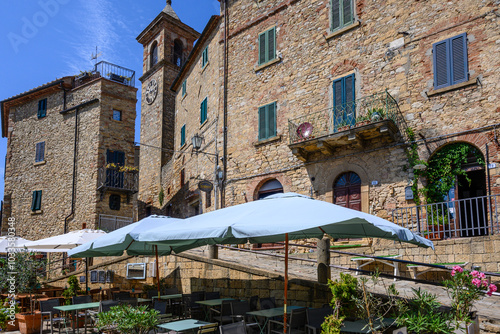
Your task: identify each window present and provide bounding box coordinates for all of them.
[200,98,208,124]
[35,141,45,163]
[38,98,47,119]
[433,33,468,89]
[112,110,122,121]
[332,73,356,129]
[180,169,185,187]
[174,40,183,67]
[150,42,158,68]
[331,0,354,32]
[31,190,42,211]
[202,46,208,68]
[205,190,211,208]
[180,124,186,146]
[109,194,121,210]
[258,102,277,140]
[258,27,276,65]
[258,179,283,199]
[182,80,187,97]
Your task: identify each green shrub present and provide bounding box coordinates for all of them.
[96,304,159,334]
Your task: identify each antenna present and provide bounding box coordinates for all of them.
[91,46,102,67]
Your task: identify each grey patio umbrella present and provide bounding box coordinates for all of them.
[132,193,433,333]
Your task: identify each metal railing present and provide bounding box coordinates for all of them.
[99,214,133,232]
[392,194,500,238]
[97,168,138,193]
[74,61,135,88]
[288,90,409,144]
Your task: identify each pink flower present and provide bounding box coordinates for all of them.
[471,270,479,278]
[471,278,481,287]
[453,265,464,273]
[482,280,489,288]
[479,272,486,279]
[489,284,498,293]
[487,291,493,296]
[451,270,456,277]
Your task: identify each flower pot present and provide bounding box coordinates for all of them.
[338,126,350,131]
[6,318,19,331]
[16,313,42,334]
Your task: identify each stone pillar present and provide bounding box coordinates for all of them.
[317,237,330,284]
[208,245,218,259]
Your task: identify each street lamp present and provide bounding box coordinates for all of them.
[192,133,203,151]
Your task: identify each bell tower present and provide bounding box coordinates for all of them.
[136,1,199,216]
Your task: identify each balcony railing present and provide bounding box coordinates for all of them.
[288,90,408,144]
[97,167,138,193]
[99,214,133,232]
[392,194,500,239]
[74,61,135,88]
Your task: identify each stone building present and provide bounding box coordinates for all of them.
[139,1,500,265]
[0,62,138,239]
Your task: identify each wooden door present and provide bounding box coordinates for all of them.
[334,172,361,211]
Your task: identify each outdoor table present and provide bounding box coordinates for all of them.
[152,293,183,301]
[54,301,100,334]
[246,305,303,334]
[122,289,144,297]
[350,255,401,281]
[195,298,235,321]
[157,318,212,333]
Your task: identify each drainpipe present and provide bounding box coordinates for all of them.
[222,0,229,209]
[60,99,99,233]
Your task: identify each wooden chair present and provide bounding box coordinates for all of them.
[198,323,219,334]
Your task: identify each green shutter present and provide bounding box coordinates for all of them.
[342,0,353,26]
[268,103,276,137]
[31,191,37,211]
[267,28,275,63]
[258,106,266,140]
[38,99,47,118]
[202,47,208,67]
[181,125,186,146]
[31,190,42,211]
[182,80,186,97]
[200,98,207,124]
[331,0,340,31]
[259,32,266,65]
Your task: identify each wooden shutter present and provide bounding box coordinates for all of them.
[345,74,355,124]
[433,40,449,88]
[36,142,45,162]
[342,0,353,26]
[331,0,340,31]
[267,28,275,63]
[259,32,266,65]
[451,33,467,84]
[267,103,276,137]
[258,106,267,140]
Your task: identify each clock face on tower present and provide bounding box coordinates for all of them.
[145,79,158,104]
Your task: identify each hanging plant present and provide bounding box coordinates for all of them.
[158,187,165,207]
[421,142,484,204]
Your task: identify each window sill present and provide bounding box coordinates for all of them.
[34,161,46,166]
[254,57,281,72]
[201,62,209,73]
[325,21,361,40]
[200,119,208,129]
[180,143,187,150]
[426,77,478,97]
[31,210,43,215]
[111,118,122,122]
[253,135,281,147]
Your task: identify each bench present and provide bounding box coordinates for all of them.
[407,262,468,279]
[350,255,401,281]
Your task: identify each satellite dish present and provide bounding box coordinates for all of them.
[297,122,313,140]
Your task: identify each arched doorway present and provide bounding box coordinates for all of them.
[333,172,361,211]
[428,143,487,236]
[257,179,284,199]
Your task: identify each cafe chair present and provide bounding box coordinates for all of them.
[305,308,332,334]
[198,323,219,334]
[112,291,131,301]
[153,300,173,324]
[259,297,276,310]
[164,287,180,295]
[99,300,120,313]
[248,296,259,312]
[212,300,233,325]
[269,307,307,334]
[205,291,221,300]
[71,295,94,326]
[230,300,259,333]
[39,299,68,334]
[220,321,247,334]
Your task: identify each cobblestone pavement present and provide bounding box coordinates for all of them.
[188,247,500,321]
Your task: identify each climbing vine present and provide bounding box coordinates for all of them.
[405,128,424,205]
[422,142,484,204]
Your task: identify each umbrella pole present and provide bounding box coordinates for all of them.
[284,233,288,334]
[155,245,161,299]
[85,257,89,295]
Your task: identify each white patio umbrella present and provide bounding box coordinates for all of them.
[132,193,433,333]
[22,229,106,250]
[0,236,32,253]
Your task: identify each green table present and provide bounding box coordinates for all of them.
[195,298,235,321]
[246,306,303,334]
[152,293,182,300]
[157,318,213,333]
[54,302,100,334]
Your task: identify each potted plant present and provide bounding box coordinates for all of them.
[96,304,159,334]
[355,115,370,127]
[337,121,351,132]
[0,252,46,334]
[0,297,21,331]
[367,107,385,122]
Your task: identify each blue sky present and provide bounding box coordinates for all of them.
[0,0,220,201]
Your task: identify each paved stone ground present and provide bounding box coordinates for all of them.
[188,247,500,321]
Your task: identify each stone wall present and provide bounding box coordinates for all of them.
[2,76,137,239]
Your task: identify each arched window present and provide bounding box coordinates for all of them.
[333,172,361,211]
[150,42,158,68]
[173,40,183,67]
[258,179,283,199]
